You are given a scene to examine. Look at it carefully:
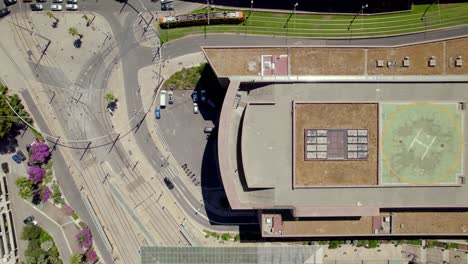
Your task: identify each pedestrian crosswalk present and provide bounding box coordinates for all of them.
[160,162,179,180]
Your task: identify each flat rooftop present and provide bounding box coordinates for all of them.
[294,103,378,186]
[262,211,468,237]
[203,37,468,77]
[234,83,468,212]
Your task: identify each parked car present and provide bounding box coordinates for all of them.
[16,150,27,161]
[168,91,174,104]
[0,8,10,18]
[163,177,174,190]
[155,106,161,119]
[23,0,33,2]
[193,103,199,114]
[26,144,31,152]
[65,3,77,10]
[12,154,22,164]
[52,0,62,2]
[161,3,174,11]
[50,4,62,10]
[160,0,172,4]
[204,127,214,133]
[200,90,206,102]
[36,0,46,2]
[4,0,17,6]
[30,4,43,10]
[1,162,9,173]
[192,91,198,103]
[66,0,76,3]
[23,216,34,224]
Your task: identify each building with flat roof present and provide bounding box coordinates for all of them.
[205,36,468,237]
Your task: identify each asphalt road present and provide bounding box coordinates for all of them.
[20,90,115,264]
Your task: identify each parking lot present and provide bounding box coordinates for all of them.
[156,88,223,190]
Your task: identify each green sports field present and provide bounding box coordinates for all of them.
[158,2,468,43]
[380,103,463,185]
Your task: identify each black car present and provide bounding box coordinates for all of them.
[23,216,34,224]
[161,3,174,11]
[16,150,27,161]
[30,4,43,10]
[1,162,8,174]
[0,8,10,18]
[26,144,31,152]
[164,177,174,190]
[36,0,46,2]
[4,0,17,6]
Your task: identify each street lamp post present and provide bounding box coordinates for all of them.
[347,4,368,36]
[245,0,253,37]
[293,2,298,34]
[207,0,210,25]
[361,4,368,33]
[421,0,440,32]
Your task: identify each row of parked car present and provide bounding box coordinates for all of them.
[0,0,78,18]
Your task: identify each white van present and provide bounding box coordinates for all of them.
[160,90,167,108]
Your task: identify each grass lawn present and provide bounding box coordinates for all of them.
[158,3,468,42]
[163,64,207,90]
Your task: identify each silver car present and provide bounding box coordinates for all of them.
[65,3,77,10]
[50,4,62,10]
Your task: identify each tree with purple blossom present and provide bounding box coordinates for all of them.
[85,249,98,263]
[63,204,75,216]
[76,225,93,250]
[30,141,50,163]
[41,186,51,203]
[27,165,46,184]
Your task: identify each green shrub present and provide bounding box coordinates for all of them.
[356,240,369,247]
[221,233,232,241]
[368,240,380,248]
[51,183,62,204]
[39,230,52,243]
[328,240,341,249]
[234,234,240,242]
[71,213,79,220]
[318,240,329,245]
[21,225,42,240]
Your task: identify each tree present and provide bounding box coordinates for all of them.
[19,187,34,199]
[70,253,84,264]
[68,27,83,39]
[16,177,34,199]
[28,165,46,184]
[85,249,98,263]
[46,11,60,27]
[0,83,32,139]
[16,177,32,189]
[30,141,50,163]
[75,226,93,250]
[104,92,117,103]
[40,240,54,252]
[21,225,42,240]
